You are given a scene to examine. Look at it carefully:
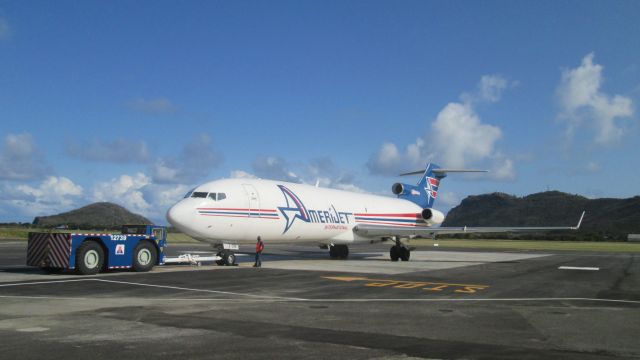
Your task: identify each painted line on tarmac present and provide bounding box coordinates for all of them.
[558,266,600,271]
[92,279,306,301]
[0,294,639,305]
[0,278,304,301]
[0,279,92,287]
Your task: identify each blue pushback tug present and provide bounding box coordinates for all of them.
[27,225,167,275]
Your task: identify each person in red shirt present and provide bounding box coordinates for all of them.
[253,236,264,267]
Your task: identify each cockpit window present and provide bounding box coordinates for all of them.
[191,192,208,198]
[206,192,227,201]
[183,189,195,198]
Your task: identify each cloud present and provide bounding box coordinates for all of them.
[0,17,9,40]
[247,156,367,192]
[66,138,150,163]
[0,177,84,217]
[251,156,302,183]
[128,97,177,114]
[151,134,223,184]
[368,76,514,180]
[461,74,514,104]
[229,170,257,179]
[92,173,152,214]
[90,173,191,221]
[557,53,634,145]
[0,133,50,180]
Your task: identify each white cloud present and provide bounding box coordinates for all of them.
[557,53,634,145]
[368,76,514,179]
[92,173,193,221]
[0,17,9,40]
[0,133,50,180]
[92,173,151,214]
[252,156,302,183]
[128,97,177,114]
[66,138,150,163]
[0,177,84,217]
[478,75,509,102]
[229,170,257,179]
[151,134,223,184]
[431,102,502,167]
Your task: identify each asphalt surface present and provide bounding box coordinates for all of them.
[0,240,639,359]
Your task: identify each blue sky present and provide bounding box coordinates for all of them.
[0,1,638,224]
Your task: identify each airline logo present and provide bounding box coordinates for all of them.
[277,185,352,234]
[424,177,439,200]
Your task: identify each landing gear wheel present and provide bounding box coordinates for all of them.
[133,241,157,272]
[329,245,349,259]
[399,247,411,261]
[76,241,104,275]
[390,245,400,261]
[217,250,236,266]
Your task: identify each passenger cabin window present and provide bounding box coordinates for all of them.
[191,192,208,198]
[207,192,227,201]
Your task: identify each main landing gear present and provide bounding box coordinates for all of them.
[329,244,349,259]
[389,238,410,262]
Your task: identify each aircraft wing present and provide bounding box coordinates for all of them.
[353,211,585,238]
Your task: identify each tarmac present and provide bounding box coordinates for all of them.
[0,240,639,359]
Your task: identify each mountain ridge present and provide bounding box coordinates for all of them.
[33,202,152,229]
[442,191,640,239]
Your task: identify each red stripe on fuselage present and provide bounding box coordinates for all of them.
[355,220,430,227]
[353,213,421,218]
[197,207,278,212]
[200,214,280,219]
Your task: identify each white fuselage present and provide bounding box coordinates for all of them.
[166,178,438,246]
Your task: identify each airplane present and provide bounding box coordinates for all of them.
[166,162,584,265]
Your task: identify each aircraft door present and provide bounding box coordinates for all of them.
[242,184,261,217]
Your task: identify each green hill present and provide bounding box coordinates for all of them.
[442,191,640,240]
[33,202,152,229]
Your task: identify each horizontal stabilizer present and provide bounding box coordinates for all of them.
[400,169,488,176]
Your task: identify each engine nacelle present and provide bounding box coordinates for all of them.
[392,183,419,196]
[421,208,445,226]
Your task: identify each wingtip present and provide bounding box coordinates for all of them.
[574,211,586,230]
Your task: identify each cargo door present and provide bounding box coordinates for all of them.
[242,184,260,217]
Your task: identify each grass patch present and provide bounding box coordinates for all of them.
[409,238,640,253]
[166,233,199,243]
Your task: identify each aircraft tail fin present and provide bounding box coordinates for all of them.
[396,163,488,208]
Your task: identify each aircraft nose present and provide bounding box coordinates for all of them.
[166,201,191,231]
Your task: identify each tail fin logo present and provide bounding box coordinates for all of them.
[425,177,439,200]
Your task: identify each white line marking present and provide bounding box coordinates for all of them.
[558,266,600,271]
[0,294,638,305]
[0,279,91,287]
[92,279,305,301]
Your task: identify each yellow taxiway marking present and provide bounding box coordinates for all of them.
[323,276,490,294]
